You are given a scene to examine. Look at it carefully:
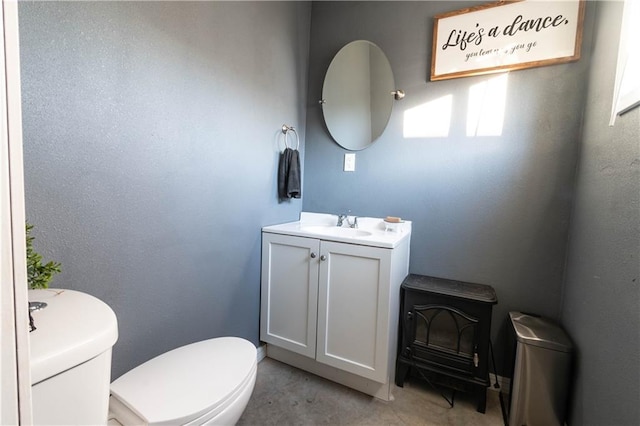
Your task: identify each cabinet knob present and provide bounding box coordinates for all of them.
[320,255,327,261]
[310,252,317,259]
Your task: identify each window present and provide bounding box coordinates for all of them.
[610,0,640,125]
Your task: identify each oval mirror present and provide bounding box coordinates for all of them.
[321,40,395,151]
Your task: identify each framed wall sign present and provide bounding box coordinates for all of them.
[431,0,585,81]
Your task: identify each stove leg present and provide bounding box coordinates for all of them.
[395,361,410,387]
[476,386,487,413]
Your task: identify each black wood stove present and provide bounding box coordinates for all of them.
[395,274,497,413]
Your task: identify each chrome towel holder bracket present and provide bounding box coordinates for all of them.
[281,124,299,150]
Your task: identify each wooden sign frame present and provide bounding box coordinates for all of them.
[430,0,585,81]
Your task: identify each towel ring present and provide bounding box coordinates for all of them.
[281,124,299,150]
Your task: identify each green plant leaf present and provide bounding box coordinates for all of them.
[26,222,61,289]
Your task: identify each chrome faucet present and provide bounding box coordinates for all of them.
[337,212,358,228]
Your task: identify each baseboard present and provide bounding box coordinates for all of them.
[256,342,267,363]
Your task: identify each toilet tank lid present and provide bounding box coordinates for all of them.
[110,337,257,425]
[29,289,118,385]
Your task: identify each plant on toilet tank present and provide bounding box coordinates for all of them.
[26,222,61,289]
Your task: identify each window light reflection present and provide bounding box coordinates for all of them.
[403,94,452,138]
[466,73,509,137]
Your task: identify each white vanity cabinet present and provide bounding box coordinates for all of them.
[260,214,411,400]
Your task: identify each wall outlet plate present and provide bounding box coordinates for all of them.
[344,153,356,172]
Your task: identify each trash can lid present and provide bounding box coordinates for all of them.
[509,312,573,352]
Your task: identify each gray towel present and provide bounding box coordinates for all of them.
[278,148,301,201]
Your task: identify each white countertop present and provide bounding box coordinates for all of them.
[262,212,411,248]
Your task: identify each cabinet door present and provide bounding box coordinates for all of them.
[260,233,319,358]
[316,241,391,383]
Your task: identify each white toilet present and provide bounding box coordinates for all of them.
[28,289,257,425]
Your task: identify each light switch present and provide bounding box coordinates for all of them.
[344,153,356,172]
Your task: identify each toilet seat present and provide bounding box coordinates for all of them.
[109,337,257,425]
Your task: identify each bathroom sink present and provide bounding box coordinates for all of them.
[301,225,372,238]
[263,212,412,249]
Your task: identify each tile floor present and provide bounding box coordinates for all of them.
[238,357,506,426]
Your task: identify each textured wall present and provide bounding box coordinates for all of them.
[303,1,594,373]
[19,1,310,379]
[561,1,640,424]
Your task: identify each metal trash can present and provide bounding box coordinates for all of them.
[505,312,573,426]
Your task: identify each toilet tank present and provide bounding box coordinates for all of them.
[29,289,118,425]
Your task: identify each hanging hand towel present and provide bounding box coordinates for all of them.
[286,148,301,198]
[278,148,301,201]
[277,149,289,200]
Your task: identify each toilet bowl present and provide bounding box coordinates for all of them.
[28,289,257,426]
[109,337,257,425]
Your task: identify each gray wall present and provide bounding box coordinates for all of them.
[19,1,310,379]
[303,1,594,373]
[561,2,640,425]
